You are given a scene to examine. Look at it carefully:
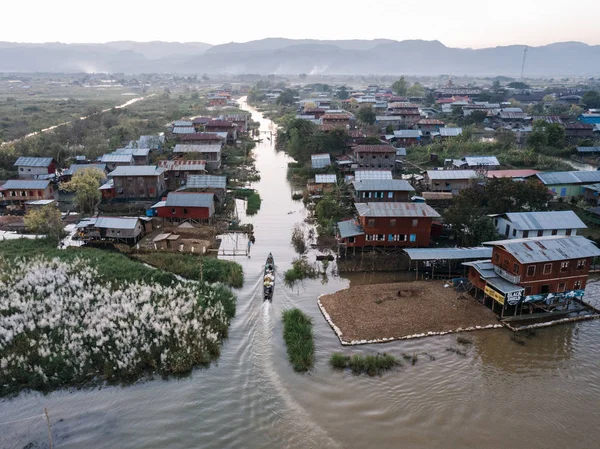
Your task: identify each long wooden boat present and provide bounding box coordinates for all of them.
[264,253,275,300]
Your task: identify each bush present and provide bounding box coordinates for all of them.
[291,224,307,254]
[282,309,314,372]
[330,353,399,376]
[284,257,317,286]
[246,192,262,215]
[330,353,351,369]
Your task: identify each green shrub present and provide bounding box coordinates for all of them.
[284,257,317,286]
[330,353,350,369]
[246,192,262,215]
[282,308,314,372]
[345,353,400,376]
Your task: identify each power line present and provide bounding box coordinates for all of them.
[0,414,44,426]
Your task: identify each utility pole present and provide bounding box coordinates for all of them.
[44,408,53,449]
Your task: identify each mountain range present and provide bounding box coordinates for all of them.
[0,38,599,76]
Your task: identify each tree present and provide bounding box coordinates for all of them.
[24,204,64,242]
[337,86,349,100]
[385,124,394,134]
[527,120,548,151]
[357,106,376,125]
[546,123,565,148]
[569,104,584,117]
[407,82,425,98]
[507,98,522,108]
[543,94,555,103]
[507,81,530,89]
[63,167,106,214]
[581,90,600,109]
[392,76,408,96]
[276,89,298,106]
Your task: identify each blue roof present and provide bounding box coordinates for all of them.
[1,179,51,190]
[14,157,54,167]
[311,153,331,169]
[536,171,600,185]
[165,192,214,208]
[337,220,364,238]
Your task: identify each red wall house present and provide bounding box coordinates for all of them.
[0,180,55,206]
[154,192,215,223]
[337,202,441,248]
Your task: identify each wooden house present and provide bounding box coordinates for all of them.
[386,102,421,125]
[352,179,415,203]
[392,130,422,146]
[415,119,445,136]
[100,153,134,172]
[204,120,237,144]
[0,180,55,206]
[158,160,207,191]
[14,157,57,179]
[353,144,396,170]
[336,202,441,248]
[181,174,227,200]
[179,133,225,146]
[491,211,586,239]
[77,216,147,244]
[307,174,337,195]
[564,123,594,139]
[534,171,600,199]
[173,145,222,170]
[113,148,151,165]
[152,192,215,224]
[424,170,478,192]
[108,166,166,200]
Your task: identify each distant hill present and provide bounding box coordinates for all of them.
[0,39,599,76]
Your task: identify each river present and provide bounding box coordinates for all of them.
[2,99,600,449]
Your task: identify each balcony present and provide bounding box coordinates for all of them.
[494,266,521,284]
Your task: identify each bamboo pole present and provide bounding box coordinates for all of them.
[44,408,53,449]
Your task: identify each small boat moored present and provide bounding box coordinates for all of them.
[264,253,275,300]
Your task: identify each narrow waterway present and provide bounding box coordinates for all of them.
[2,99,600,449]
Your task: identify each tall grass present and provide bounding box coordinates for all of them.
[246,192,262,215]
[330,353,400,376]
[284,257,317,286]
[282,309,314,372]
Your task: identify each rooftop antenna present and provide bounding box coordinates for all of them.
[520,46,528,82]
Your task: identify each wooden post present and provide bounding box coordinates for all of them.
[416,262,419,280]
[44,408,53,449]
[431,262,435,280]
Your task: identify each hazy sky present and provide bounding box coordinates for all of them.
[2,0,599,48]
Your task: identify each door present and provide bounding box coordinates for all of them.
[560,188,567,197]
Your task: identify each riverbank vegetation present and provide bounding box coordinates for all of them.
[246,192,262,215]
[282,309,315,372]
[284,257,318,286]
[0,239,237,396]
[291,224,307,254]
[330,353,400,376]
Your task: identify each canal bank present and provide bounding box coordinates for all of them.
[2,98,600,449]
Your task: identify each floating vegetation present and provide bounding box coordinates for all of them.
[282,309,314,373]
[446,347,468,356]
[330,353,400,377]
[284,257,317,287]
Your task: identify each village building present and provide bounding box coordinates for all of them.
[100,154,134,172]
[108,166,166,200]
[179,133,225,146]
[180,174,227,200]
[352,179,415,202]
[192,117,212,131]
[578,113,600,125]
[392,130,422,146]
[311,153,331,169]
[353,144,396,169]
[453,156,500,170]
[113,148,151,165]
[14,157,57,179]
[497,110,529,128]
[303,108,326,119]
[204,120,237,144]
[424,170,479,192]
[354,170,393,182]
[336,202,441,249]
[386,102,421,125]
[438,127,463,139]
[158,160,207,191]
[465,236,600,317]
[564,122,595,139]
[307,174,337,195]
[415,119,445,136]
[321,112,352,129]
[0,180,55,206]
[534,171,600,198]
[375,116,403,131]
[137,135,164,151]
[491,211,586,239]
[225,115,249,133]
[151,192,215,224]
[487,169,539,180]
[171,121,195,135]
[173,144,222,170]
[76,216,148,244]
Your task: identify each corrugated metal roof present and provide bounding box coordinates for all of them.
[185,175,227,189]
[165,192,214,208]
[353,144,396,153]
[1,179,50,190]
[173,121,193,127]
[114,148,151,157]
[577,146,600,153]
[180,133,224,142]
[352,179,415,192]
[158,160,206,171]
[138,135,164,148]
[109,166,165,177]
[536,171,600,185]
[101,154,134,163]
[25,199,55,206]
[487,169,539,179]
[174,144,221,153]
[426,170,478,180]
[63,164,107,176]
[355,202,441,218]
[311,153,331,169]
[14,157,54,167]
[502,211,587,231]
[94,217,140,230]
[315,174,337,184]
[483,235,600,263]
[396,148,407,157]
[462,156,500,166]
[439,127,463,137]
[99,179,114,190]
[404,247,493,261]
[354,170,393,181]
[337,219,364,238]
[393,130,422,139]
[172,127,197,134]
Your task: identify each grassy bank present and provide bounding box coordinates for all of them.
[132,252,244,290]
[284,257,317,286]
[282,309,315,372]
[0,238,237,397]
[330,353,400,376]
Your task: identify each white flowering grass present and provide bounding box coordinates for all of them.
[0,256,236,396]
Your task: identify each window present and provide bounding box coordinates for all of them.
[9,191,15,197]
[21,191,26,197]
[552,230,558,236]
[362,192,367,198]
[574,280,582,290]
[367,192,372,198]
[384,155,389,159]
[183,208,188,214]
[494,253,500,263]
[388,192,393,199]
[171,208,176,215]
[409,234,417,242]
[566,229,572,236]
[523,230,529,238]
[527,265,536,277]
[360,155,364,159]
[348,237,355,243]
[388,234,394,241]
[577,260,586,270]
[560,261,569,272]
[512,229,517,237]
[390,219,396,227]
[543,263,552,274]
[494,219,498,226]
[367,219,375,227]
[525,286,532,296]
[558,282,566,292]
[37,190,42,197]
[505,225,510,236]
[513,264,520,275]
[537,230,543,237]
[366,234,375,241]
[540,285,550,294]
[412,219,418,227]
[372,155,376,159]
[377,234,385,241]
[19,168,23,171]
